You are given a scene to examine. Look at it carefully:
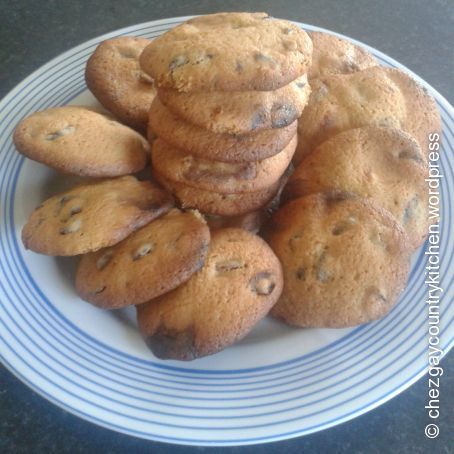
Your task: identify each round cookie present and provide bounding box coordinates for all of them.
[151,135,296,194]
[157,74,311,134]
[140,12,313,92]
[75,209,210,308]
[153,169,280,216]
[295,66,440,164]
[22,176,174,256]
[13,106,149,177]
[148,98,297,162]
[136,228,283,360]
[262,192,411,328]
[284,127,429,250]
[308,31,377,80]
[85,36,156,132]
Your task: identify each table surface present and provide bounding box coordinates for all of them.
[0,1,453,453]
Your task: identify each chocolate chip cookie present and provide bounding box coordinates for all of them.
[284,127,429,249]
[263,192,411,327]
[308,31,377,80]
[21,176,173,256]
[157,74,310,134]
[148,98,297,162]
[140,12,312,92]
[151,135,296,194]
[136,228,283,360]
[75,208,210,308]
[13,106,149,177]
[85,36,156,132]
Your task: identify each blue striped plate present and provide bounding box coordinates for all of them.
[0,17,453,446]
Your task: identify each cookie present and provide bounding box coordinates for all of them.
[85,36,156,132]
[284,127,429,249]
[148,98,297,162]
[75,209,210,308]
[151,135,296,194]
[157,74,310,134]
[295,66,441,163]
[13,106,149,177]
[262,192,411,328]
[205,211,266,233]
[153,169,281,216]
[140,12,312,92]
[136,228,283,360]
[384,67,441,156]
[21,176,173,256]
[308,31,377,80]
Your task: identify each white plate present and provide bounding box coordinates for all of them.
[0,17,453,447]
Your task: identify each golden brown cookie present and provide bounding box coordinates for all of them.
[262,192,411,328]
[85,37,156,131]
[22,176,173,256]
[75,209,210,309]
[140,12,312,92]
[148,98,297,162]
[284,127,429,249]
[13,106,149,177]
[295,66,441,164]
[136,228,283,360]
[151,135,296,194]
[157,74,310,134]
[153,169,280,216]
[308,31,377,80]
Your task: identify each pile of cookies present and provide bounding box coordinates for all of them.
[142,12,312,231]
[12,12,441,361]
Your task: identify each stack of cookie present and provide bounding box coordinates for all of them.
[140,13,313,231]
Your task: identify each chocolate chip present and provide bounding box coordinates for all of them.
[250,109,267,130]
[70,206,82,216]
[403,196,419,225]
[343,60,360,72]
[146,329,197,360]
[296,81,306,88]
[254,53,274,64]
[235,60,244,73]
[288,233,303,252]
[184,158,256,182]
[249,272,276,296]
[45,125,75,141]
[216,259,245,273]
[314,251,331,283]
[364,287,388,307]
[117,46,137,59]
[398,149,423,163]
[96,250,113,270]
[332,217,357,235]
[132,243,154,261]
[282,27,294,35]
[282,40,297,51]
[59,218,81,235]
[271,103,298,128]
[169,55,189,71]
[325,191,353,205]
[296,267,306,280]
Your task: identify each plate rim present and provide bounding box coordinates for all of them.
[0,15,453,446]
